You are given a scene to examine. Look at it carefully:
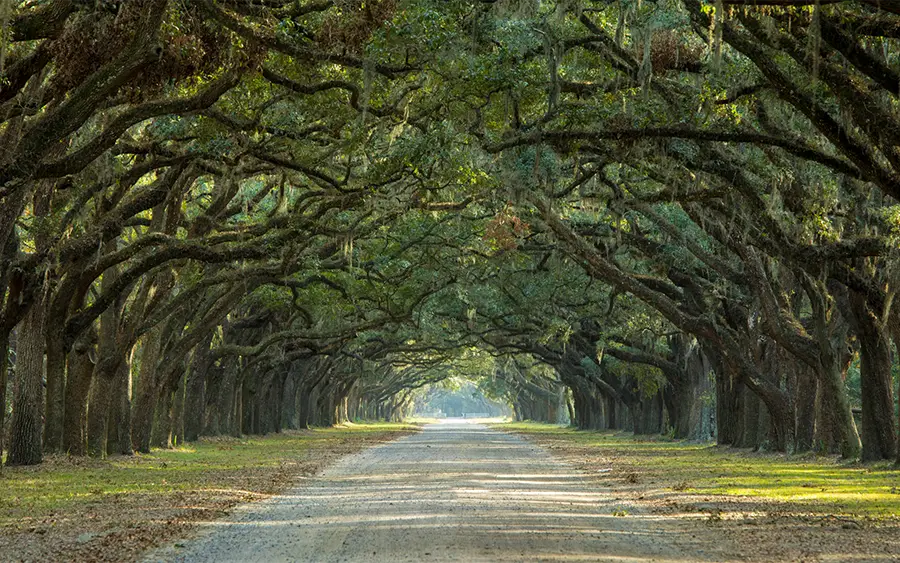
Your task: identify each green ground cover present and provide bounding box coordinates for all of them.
[501,422,900,518]
[0,423,416,532]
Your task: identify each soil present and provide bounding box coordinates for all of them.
[146,421,744,562]
[0,428,411,563]
[509,427,900,563]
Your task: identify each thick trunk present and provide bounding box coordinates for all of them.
[7,298,46,466]
[131,326,165,453]
[63,339,95,456]
[794,367,817,453]
[819,360,863,458]
[715,369,738,446]
[736,386,761,449]
[87,357,120,457]
[106,361,133,455]
[850,293,897,461]
[151,386,175,448]
[42,326,67,453]
[184,335,212,442]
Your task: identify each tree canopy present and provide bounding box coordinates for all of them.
[1,0,899,466]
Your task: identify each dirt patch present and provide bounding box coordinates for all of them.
[0,426,416,563]
[507,426,900,563]
[148,421,740,563]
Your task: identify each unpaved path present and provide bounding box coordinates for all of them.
[148,421,740,562]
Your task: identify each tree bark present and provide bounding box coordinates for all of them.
[794,366,817,453]
[62,335,95,455]
[132,324,165,453]
[850,292,898,460]
[7,295,46,465]
[184,334,213,442]
[0,332,9,469]
[106,361,134,455]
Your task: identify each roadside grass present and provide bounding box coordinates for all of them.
[500,422,900,519]
[404,416,442,424]
[0,423,417,562]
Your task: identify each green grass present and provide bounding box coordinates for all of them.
[501,422,900,518]
[0,423,417,529]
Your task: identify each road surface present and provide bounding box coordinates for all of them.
[147,421,733,562]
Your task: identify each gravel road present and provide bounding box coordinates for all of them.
[147,421,736,562]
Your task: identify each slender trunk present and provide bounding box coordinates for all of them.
[172,377,185,447]
[0,332,9,470]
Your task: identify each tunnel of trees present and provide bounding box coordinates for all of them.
[1,0,900,467]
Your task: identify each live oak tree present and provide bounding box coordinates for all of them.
[2,0,900,468]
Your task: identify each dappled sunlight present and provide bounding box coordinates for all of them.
[154,422,742,562]
[501,423,900,518]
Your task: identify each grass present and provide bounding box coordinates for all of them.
[500,422,900,519]
[0,423,417,562]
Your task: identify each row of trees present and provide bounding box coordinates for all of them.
[2,0,899,466]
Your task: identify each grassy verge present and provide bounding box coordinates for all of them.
[0,423,417,562]
[500,422,900,519]
[501,423,900,561]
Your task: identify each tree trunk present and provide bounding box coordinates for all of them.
[0,332,9,470]
[63,338,95,455]
[42,325,67,454]
[850,293,897,461]
[794,366,817,453]
[818,359,862,458]
[106,361,133,455]
[184,335,212,442]
[7,297,46,466]
[132,326,165,453]
[151,386,174,448]
[736,386,761,449]
[715,369,738,446]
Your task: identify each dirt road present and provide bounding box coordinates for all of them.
[148,421,739,562]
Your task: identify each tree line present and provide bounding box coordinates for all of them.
[1,0,899,466]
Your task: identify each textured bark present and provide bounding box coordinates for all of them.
[151,386,175,449]
[172,378,185,446]
[184,334,213,442]
[7,296,46,465]
[714,366,739,446]
[106,361,133,456]
[850,292,898,461]
[794,366,817,453]
[62,336,95,455]
[86,359,117,457]
[87,251,122,457]
[42,326,67,453]
[812,351,861,456]
[0,332,9,469]
[131,325,165,453]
